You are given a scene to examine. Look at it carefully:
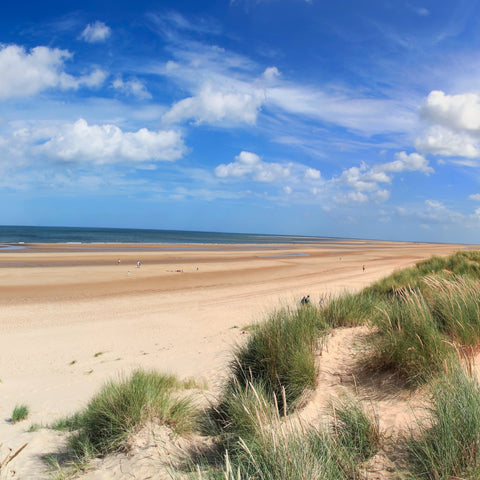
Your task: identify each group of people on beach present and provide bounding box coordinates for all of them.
[300,295,310,305]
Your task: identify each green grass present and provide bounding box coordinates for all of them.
[371,288,454,383]
[423,275,480,350]
[330,395,381,463]
[406,364,480,479]
[226,305,325,413]
[319,290,377,328]
[60,369,197,458]
[197,384,378,480]
[11,404,29,423]
[365,251,480,299]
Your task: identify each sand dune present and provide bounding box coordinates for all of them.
[0,239,471,478]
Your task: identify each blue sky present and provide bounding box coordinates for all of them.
[2,0,480,242]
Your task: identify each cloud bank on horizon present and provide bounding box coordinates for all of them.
[1,0,480,243]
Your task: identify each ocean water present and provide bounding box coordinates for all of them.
[0,225,341,245]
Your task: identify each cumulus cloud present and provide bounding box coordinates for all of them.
[336,152,433,204]
[215,151,290,182]
[304,167,321,180]
[416,90,480,160]
[469,193,480,201]
[10,119,186,164]
[0,44,106,99]
[416,125,480,159]
[80,21,111,43]
[112,77,151,99]
[379,151,434,174]
[420,90,480,133]
[163,83,264,126]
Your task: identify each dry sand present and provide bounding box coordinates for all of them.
[0,239,474,478]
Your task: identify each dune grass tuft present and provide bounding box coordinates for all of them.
[61,369,197,458]
[319,290,378,328]
[11,404,29,424]
[407,364,480,479]
[330,395,381,464]
[227,305,324,413]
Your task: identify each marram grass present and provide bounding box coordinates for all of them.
[60,369,197,458]
[406,364,480,479]
[11,404,29,424]
[227,305,324,413]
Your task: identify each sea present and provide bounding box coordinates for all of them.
[0,225,343,245]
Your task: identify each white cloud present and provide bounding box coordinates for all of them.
[265,85,416,135]
[112,77,151,99]
[416,90,480,160]
[283,185,292,194]
[304,167,321,180]
[7,119,186,164]
[469,193,480,201]
[379,151,434,174]
[163,83,264,125]
[397,199,463,225]
[215,151,290,182]
[335,152,433,204]
[155,39,416,136]
[0,44,106,99]
[415,125,480,159]
[420,90,480,133]
[262,66,280,82]
[80,21,111,43]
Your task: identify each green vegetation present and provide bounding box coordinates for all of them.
[11,404,29,423]
[320,290,378,328]
[45,249,480,479]
[330,395,380,464]
[57,370,197,459]
[226,305,325,413]
[406,365,480,479]
[370,288,453,382]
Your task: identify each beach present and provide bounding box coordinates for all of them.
[0,239,474,477]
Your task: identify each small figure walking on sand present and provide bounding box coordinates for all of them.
[137,260,141,268]
[362,265,366,272]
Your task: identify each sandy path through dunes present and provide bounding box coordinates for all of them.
[0,240,473,478]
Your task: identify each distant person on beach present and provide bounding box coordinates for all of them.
[117,259,121,264]
[301,295,310,305]
[137,260,141,268]
[362,265,366,272]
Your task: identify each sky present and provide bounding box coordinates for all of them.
[2,0,480,243]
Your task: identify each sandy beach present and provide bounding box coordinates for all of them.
[0,239,475,478]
